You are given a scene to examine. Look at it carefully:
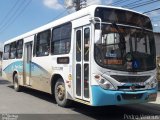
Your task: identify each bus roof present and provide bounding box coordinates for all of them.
[4,5,147,44]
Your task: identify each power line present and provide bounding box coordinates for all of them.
[0,0,19,27]
[47,10,68,23]
[107,0,121,5]
[152,19,160,22]
[113,0,133,6]
[121,0,146,7]
[123,0,153,8]
[128,0,160,9]
[0,0,32,34]
[107,0,126,6]
[143,7,160,14]
[0,0,26,32]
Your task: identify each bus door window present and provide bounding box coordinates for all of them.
[84,27,90,98]
[26,44,32,63]
[76,30,82,96]
[76,30,81,62]
[76,64,81,96]
[16,39,23,59]
[84,28,90,61]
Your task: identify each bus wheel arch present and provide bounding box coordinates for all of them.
[13,71,17,83]
[51,74,62,96]
[13,71,22,92]
[51,74,71,107]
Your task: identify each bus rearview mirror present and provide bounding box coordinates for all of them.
[95,30,102,44]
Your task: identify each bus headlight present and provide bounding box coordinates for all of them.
[146,79,157,89]
[150,79,158,88]
[95,75,115,90]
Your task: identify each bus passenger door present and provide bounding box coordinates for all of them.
[74,26,90,101]
[24,42,32,86]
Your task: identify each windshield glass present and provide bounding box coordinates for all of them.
[94,24,156,72]
[95,7,152,30]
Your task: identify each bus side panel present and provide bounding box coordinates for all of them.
[30,56,52,93]
[2,59,23,84]
[2,60,12,81]
[50,54,74,99]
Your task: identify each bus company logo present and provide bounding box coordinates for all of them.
[2,114,18,120]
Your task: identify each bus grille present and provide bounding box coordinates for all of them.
[111,75,150,83]
[118,85,145,90]
[121,93,143,100]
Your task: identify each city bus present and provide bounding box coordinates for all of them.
[2,5,158,107]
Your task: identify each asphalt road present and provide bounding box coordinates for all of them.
[0,78,160,120]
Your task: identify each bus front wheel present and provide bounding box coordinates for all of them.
[55,78,71,107]
[13,74,22,92]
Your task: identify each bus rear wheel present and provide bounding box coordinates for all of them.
[13,74,22,92]
[55,78,71,107]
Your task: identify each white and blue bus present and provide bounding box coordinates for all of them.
[2,5,158,107]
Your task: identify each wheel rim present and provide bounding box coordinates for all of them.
[56,84,65,101]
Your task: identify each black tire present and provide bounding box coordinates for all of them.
[54,78,71,107]
[13,74,22,92]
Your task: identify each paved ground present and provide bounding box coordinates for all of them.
[152,90,160,104]
[0,78,160,120]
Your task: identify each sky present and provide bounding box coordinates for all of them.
[0,0,160,51]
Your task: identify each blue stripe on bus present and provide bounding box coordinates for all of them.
[3,61,50,76]
[91,85,157,106]
[3,61,23,73]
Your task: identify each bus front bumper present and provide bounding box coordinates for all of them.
[91,86,157,106]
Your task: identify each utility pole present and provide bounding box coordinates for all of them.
[75,0,80,11]
[74,0,87,11]
[65,0,87,12]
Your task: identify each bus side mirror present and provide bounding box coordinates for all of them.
[95,30,102,44]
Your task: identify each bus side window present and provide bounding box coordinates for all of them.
[16,39,23,59]
[36,30,51,57]
[9,42,16,59]
[51,22,72,55]
[3,44,10,60]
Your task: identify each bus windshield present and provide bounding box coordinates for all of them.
[94,24,156,72]
[95,7,152,30]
